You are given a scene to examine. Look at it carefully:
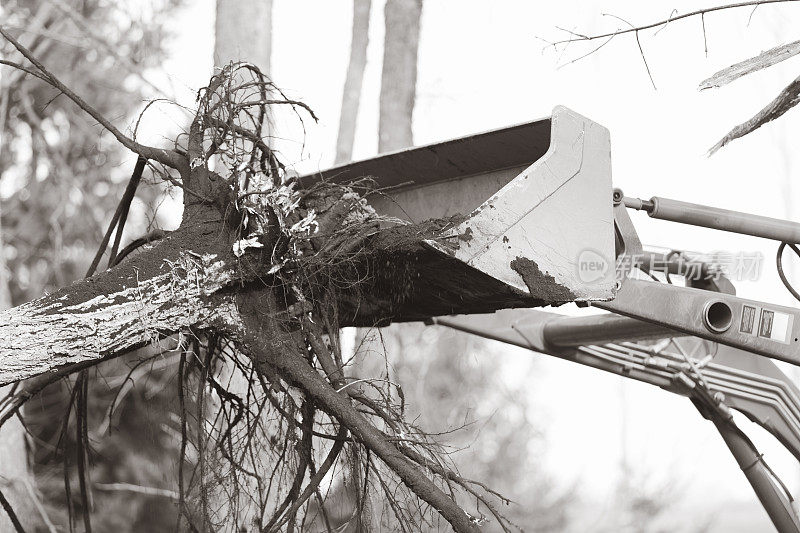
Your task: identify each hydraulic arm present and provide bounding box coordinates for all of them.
[430,191,800,532]
[623,194,800,243]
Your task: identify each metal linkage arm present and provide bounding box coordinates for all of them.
[700,395,800,533]
[542,313,674,347]
[610,189,800,367]
[431,311,800,459]
[429,309,800,532]
[596,279,800,366]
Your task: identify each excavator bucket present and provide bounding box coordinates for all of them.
[300,106,616,324]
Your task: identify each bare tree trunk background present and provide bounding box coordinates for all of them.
[378,0,422,153]
[214,0,272,71]
[336,1,424,529]
[336,0,372,165]
[325,3,377,529]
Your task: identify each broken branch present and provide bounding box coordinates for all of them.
[709,72,800,153]
[700,39,800,89]
[0,26,185,170]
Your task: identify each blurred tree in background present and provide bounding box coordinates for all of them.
[1,0,178,304]
[1,1,182,530]
[365,325,573,531]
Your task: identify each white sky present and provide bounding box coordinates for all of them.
[134,1,800,530]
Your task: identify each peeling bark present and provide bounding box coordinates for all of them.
[0,50,510,529]
[0,225,241,385]
[0,211,530,384]
[709,72,800,154]
[700,39,800,90]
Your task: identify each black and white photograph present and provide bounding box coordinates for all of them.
[1,1,800,531]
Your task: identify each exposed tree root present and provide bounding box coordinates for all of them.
[0,41,521,531]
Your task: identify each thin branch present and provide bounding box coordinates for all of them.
[86,156,145,275]
[93,483,178,500]
[75,372,92,533]
[0,59,51,84]
[241,330,481,532]
[709,72,800,153]
[653,9,679,36]
[635,31,657,89]
[0,26,185,170]
[557,34,616,68]
[262,399,315,531]
[269,426,347,531]
[552,0,800,46]
[702,13,708,56]
[748,3,761,24]
[0,486,26,533]
[42,0,171,98]
[176,350,198,533]
[107,157,146,266]
[21,479,57,533]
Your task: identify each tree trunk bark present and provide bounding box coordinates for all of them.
[336,0,372,164]
[0,224,240,386]
[378,0,422,153]
[214,0,272,71]
[0,22,490,524]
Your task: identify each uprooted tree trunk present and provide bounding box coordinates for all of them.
[0,27,532,532]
